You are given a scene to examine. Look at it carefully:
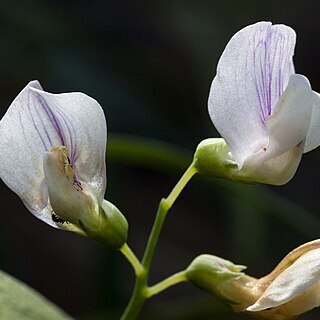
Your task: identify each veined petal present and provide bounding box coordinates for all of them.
[30,85,107,202]
[265,75,313,157]
[304,91,320,153]
[0,81,106,228]
[247,248,320,311]
[208,21,296,168]
[241,74,314,180]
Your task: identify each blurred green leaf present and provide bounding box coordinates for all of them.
[0,270,73,320]
[108,134,191,173]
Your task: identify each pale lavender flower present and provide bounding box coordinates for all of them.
[0,81,107,234]
[208,22,320,184]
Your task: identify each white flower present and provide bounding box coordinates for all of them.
[207,21,320,185]
[246,240,320,319]
[247,241,320,315]
[0,81,127,247]
[186,240,320,319]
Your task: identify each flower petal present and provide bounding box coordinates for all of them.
[30,85,107,202]
[265,75,313,157]
[208,21,296,168]
[0,81,106,228]
[242,74,313,168]
[236,74,314,185]
[247,248,320,311]
[237,141,304,185]
[304,91,320,153]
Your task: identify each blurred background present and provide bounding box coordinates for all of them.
[0,1,320,319]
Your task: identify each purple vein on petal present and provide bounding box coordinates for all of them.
[48,103,78,165]
[36,94,65,147]
[252,24,294,122]
[46,104,81,185]
[279,36,284,104]
[56,109,77,163]
[253,31,266,123]
[266,28,272,115]
[27,91,51,150]
[270,30,284,115]
[19,110,47,152]
[252,37,266,125]
[26,89,80,166]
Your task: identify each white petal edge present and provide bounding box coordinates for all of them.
[237,140,304,185]
[0,81,107,228]
[247,248,320,311]
[238,74,313,185]
[208,21,296,168]
[304,91,320,153]
[259,74,313,159]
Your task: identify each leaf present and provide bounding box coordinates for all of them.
[0,269,73,320]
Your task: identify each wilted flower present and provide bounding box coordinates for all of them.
[194,21,320,185]
[186,240,320,320]
[246,240,320,317]
[0,81,127,248]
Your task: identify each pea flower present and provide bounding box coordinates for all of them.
[0,81,127,248]
[186,240,320,320]
[194,21,320,185]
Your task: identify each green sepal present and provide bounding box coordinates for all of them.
[193,138,238,180]
[79,200,128,249]
[186,254,246,304]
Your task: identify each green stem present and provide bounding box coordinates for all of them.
[120,243,144,276]
[120,162,197,320]
[119,274,147,320]
[146,271,187,298]
[142,163,198,271]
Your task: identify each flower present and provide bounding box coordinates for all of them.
[186,240,320,320]
[0,81,127,248]
[197,21,320,185]
[246,240,320,316]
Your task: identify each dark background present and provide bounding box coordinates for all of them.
[0,1,320,319]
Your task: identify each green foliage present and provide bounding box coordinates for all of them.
[0,270,73,320]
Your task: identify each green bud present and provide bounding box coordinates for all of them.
[79,200,128,249]
[193,138,239,181]
[186,254,246,304]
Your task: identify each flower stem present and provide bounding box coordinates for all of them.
[120,162,197,320]
[120,243,144,276]
[146,271,187,298]
[142,163,198,271]
[119,274,147,320]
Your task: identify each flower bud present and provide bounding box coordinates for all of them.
[186,254,247,304]
[193,138,238,181]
